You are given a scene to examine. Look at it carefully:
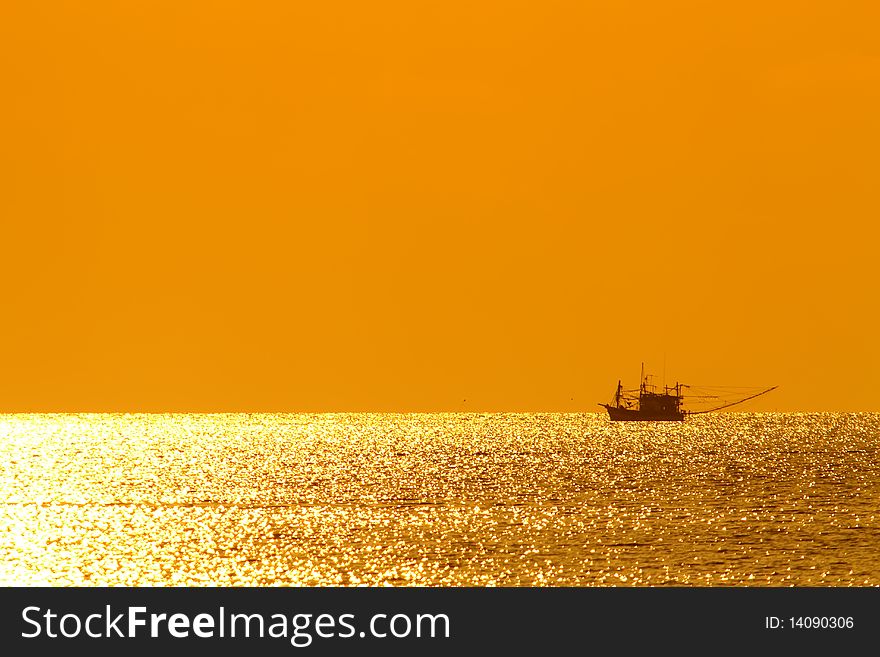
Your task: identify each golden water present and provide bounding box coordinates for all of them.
[1,413,877,586]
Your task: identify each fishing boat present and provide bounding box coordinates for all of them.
[600,364,777,421]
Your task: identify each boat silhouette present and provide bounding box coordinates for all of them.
[600,363,777,421]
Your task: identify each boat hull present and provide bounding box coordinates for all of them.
[601,404,685,422]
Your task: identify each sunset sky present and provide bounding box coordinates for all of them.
[1,2,877,412]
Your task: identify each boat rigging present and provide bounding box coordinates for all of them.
[600,363,777,421]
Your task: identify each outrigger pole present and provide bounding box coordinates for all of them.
[685,386,778,415]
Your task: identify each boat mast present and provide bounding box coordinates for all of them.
[637,362,644,408]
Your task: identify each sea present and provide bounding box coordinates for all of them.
[1,413,877,586]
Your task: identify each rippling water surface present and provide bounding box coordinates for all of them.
[1,413,877,586]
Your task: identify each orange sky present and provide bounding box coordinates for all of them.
[1,2,877,412]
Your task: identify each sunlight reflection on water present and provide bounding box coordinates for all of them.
[1,413,877,586]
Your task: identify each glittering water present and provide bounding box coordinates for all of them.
[1,413,877,586]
